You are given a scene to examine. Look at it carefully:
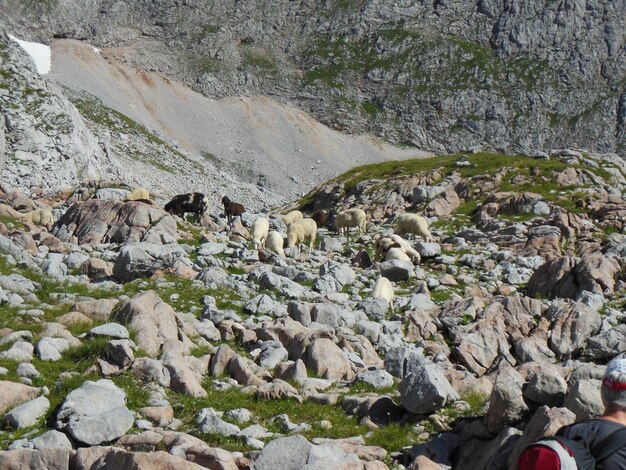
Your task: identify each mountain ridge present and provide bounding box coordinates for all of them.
[2,0,624,156]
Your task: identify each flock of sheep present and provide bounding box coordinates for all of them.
[154,190,433,312]
[20,188,433,312]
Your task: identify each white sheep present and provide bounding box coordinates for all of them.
[371,276,394,307]
[335,208,367,237]
[251,217,270,250]
[125,187,150,201]
[385,247,411,263]
[282,210,303,226]
[287,218,317,251]
[24,208,54,230]
[265,231,285,257]
[375,235,421,264]
[394,213,432,242]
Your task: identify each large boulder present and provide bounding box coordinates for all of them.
[74,447,206,469]
[0,380,39,414]
[53,199,177,245]
[0,449,73,470]
[55,379,134,445]
[254,435,312,470]
[487,368,529,433]
[112,291,191,356]
[546,301,601,356]
[113,242,189,282]
[450,316,514,377]
[162,351,207,398]
[574,253,621,294]
[527,256,578,298]
[528,253,622,299]
[399,361,459,415]
[3,396,50,429]
[305,338,354,381]
[564,379,603,420]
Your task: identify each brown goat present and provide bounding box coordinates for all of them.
[222,196,245,223]
[312,210,327,229]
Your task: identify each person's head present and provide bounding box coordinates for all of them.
[601,356,626,413]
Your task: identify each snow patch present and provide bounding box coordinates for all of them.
[9,34,51,74]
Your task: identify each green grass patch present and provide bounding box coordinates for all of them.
[365,422,421,452]
[241,46,279,76]
[430,289,453,304]
[170,378,366,442]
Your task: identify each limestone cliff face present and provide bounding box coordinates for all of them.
[1,0,624,156]
[0,36,120,189]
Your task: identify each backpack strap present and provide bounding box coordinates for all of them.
[591,426,626,464]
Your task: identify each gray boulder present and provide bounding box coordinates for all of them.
[546,301,601,356]
[585,324,626,361]
[399,361,459,414]
[0,341,34,362]
[53,199,177,246]
[3,396,50,429]
[354,369,394,389]
[113,242,188,282]
[258,341,289,370]
[380,260,414,281]
[195,408,240,436]
[523,367,567,407]
[31,430,73,450]
[0,274,38,296]
[36,337,70,361]
[384,345,426,379]
[564,379,603,421]
[487,368,529,433]
[55,379,134,445]
[89,323,130,339]
[255,435,313,470]
[415,242,442,258]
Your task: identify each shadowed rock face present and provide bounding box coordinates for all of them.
[52,199,176,246]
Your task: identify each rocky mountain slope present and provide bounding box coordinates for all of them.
[0,32,427,207]
[2,0,624,156]
[0,149,624,469]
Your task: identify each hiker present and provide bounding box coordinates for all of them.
[518,356,626,469]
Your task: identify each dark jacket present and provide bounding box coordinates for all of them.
[559,418,626,469]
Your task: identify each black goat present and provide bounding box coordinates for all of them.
[164,192,208,222]
[222,196,245,223]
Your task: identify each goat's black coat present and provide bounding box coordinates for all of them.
[164,192,207,221]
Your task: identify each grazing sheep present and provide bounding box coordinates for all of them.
[375,235,421,264]
[287,218,317,251]
[24,208,54,230]
[283,210,303,226]
[385,247,411,263]
[164,192,208,222]
[125,187,150,201]
[222,196,245,223]
[251,217,270,250]
[335,208,367,237]
[265,231,285,257]
[394,213,432,242]
[312,209,327,229]
[371,276,394,306]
